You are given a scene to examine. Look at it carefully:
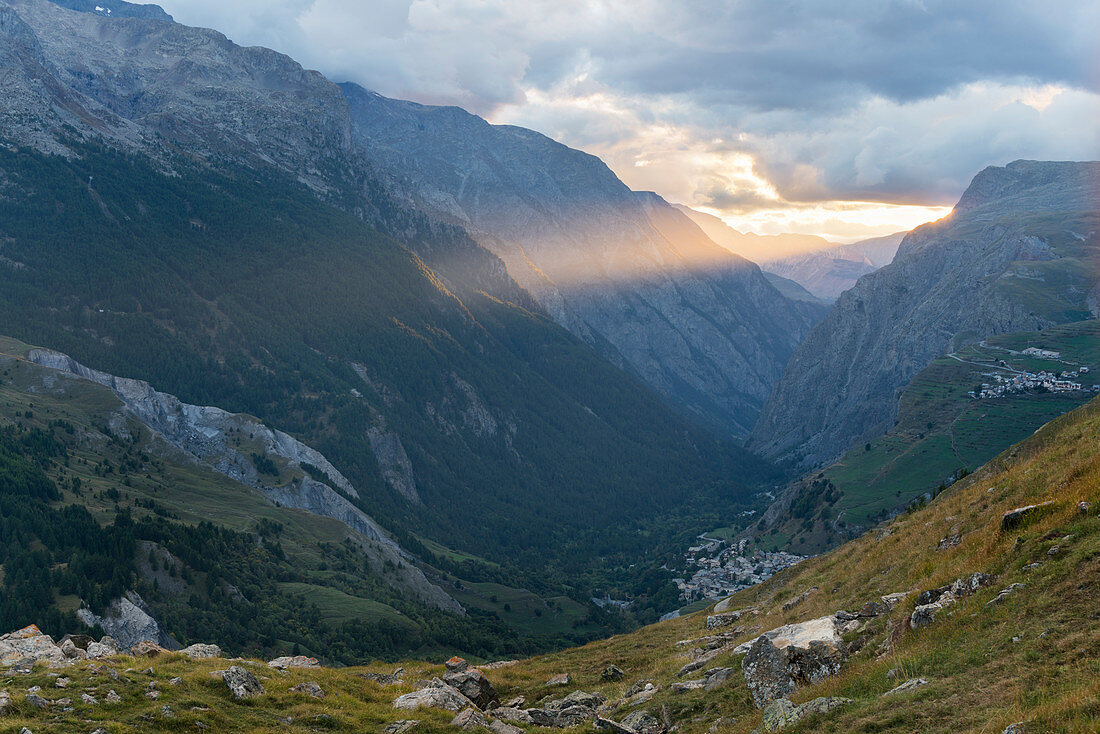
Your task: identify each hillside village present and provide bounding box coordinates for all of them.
[968,348,1098,399]
[673,539,805,605]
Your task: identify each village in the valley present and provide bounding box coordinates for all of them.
[672,535,805,605]
[968,347,1098,400]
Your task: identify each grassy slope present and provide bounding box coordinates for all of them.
[0,339,601,652]
[761,320,1100,553]
[4,398,1097,732]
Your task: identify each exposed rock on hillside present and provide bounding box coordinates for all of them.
[342,85,824,435]
[752,160,1100,467]
[75,591,177,652]
[25,347,462,614]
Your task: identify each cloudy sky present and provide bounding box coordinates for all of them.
[159,0,1100,241]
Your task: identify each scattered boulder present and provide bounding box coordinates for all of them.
[446,657,469,673]
[0,690,10,713]
[670,680,705,693]
[489,706,533,724]
[58,640,86,660]
[601,665,625,681]
[594,716,635,734]
[884,678,929,695]
[489,720,523,734]
[223,666,265,700]
[704,667,733,691]
[706,608,753,629]
[181,644,221,659]
[1001,502,1056,531]
[82,692,98,704]
[622,709,664,734]
[54,677,69,688]
[394,680,476,713]
[292,681,326,698]
[545,673,571,687]
[130,641,169,657]
[761,697,851,732]
[105,689,122,703]
[525,690,605,728]
[383,721,419,734]
[1003,723,1026,734]
[450,707,490,730]
[26,693,48,709]
[0,625,66,667]
[363,669,407,686]
[912,573,996,628]
[1077,501,1091,516]
[781,588,817,612]
[268,655,320,670]
[910,591,957,629]
[86,638,119,659]
[741,618,847,708]
[443,666,499,709]
[987,584,1025,606]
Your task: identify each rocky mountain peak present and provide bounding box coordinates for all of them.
[953,159,1099,216]
[47,0,172,22]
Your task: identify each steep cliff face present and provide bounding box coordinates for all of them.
[342,85,824,434]
[751,160,1100,468]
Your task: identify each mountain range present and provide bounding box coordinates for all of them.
[751,159,1100,469]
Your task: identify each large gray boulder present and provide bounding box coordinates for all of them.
[0,626,66,667]
[443,667,499,710]
[394,680,476,713]
[741,617,847,708]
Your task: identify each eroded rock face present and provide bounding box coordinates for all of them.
[76,591,177,653]
[740,617,847,708]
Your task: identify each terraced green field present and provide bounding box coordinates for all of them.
[763,321,1100,552]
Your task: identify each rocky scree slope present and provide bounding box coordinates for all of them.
[751,160,1100,468]
[342,85,825,436]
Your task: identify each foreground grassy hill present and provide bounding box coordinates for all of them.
[757,320,1100,553]
[3,398,1096,732]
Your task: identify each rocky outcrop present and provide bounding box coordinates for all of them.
[75,591,177,652]
[739,616,848,707]
[342,85,823,436]
[1001,502,1057,531]
[911,572,997,629]
[25,346,462,615]
[0,625,66,667]
[752,160,1100,467]
[443,667,499,710]
[760,696,851,731]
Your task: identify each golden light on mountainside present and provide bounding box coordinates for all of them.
[713,200,954,244]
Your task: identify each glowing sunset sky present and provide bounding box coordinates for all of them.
[159,0,1100,242]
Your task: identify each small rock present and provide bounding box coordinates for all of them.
[445,656,469,673]
[161,704,175,718]
[1077,501,1091,515]
[450,707,490,730]
[503,696,525,708]
[670,680,705,693]
[1047,546,1060,556]
[545,673,571,687]
[130,641,169,657]
[27,685,41,693]
[704,667,733,691]
[1023,563,1042,571]
[26,693,48,709]
[1002,723,1026,734]
[145,689,160,699]
[54,677,69,688]
[489,721,523,734]
[622,710,663,734]
[884,678,929,695]
[169,676,183,685]
[106,689,122,703]
[81,693,98,704]
[601,665,624,681]
[223,665,266,699]
[0,690,10,713]
[85,639,119,659]
[1012,636,1022,643]
[382,721,419,734]
[181,643,221,659]
[1001,502,1056,531]
[268,655,319,669]
[987,583,1025,606]
[489,706,533,724]
[594,716,635,734]
[292,681,326,699]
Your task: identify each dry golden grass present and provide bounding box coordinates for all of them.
[2,399,1097,733]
